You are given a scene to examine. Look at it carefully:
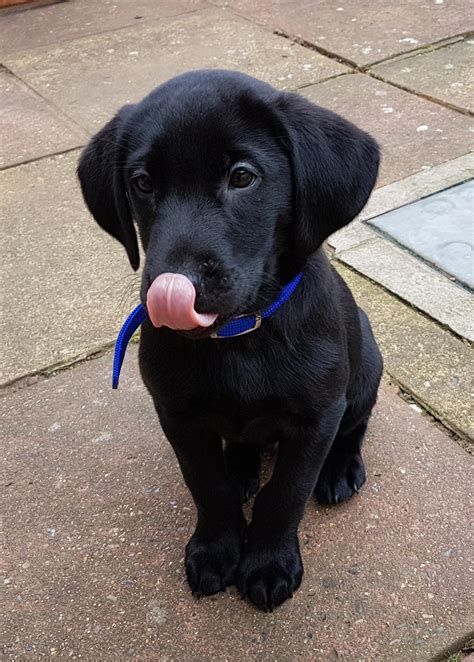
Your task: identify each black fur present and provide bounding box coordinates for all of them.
[78,70,383,612]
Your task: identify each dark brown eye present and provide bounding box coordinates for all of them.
[229,168,256,189]
[133,173,153,194]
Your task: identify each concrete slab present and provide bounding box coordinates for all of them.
[337,238,474,342]
[368,180,474,289]
[216,0,471,65]
[359,153,474,223]
[2,349,473,659]
[335,263,474,442]
[329,154,474,254]
[372,39,474,114]
[328,156,474,343]
[301,74,474,187]
[0,150,133,385]
[0,0,208,56]
[2,8,348,133]
[0,69,88,168]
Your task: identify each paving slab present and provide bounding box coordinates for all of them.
[2,348,473,660]
[0,69,88,168]
[0,0,208,56]
[334,263,474,442]
[359,153,474,224]
[372,39,474,114]
[2,7,348,133]
[337,238,474,342]
[328,155,474,343]
[215,0,471,65]
[330,153,474,253]
[367,180,474,289]
[301,74,474,187]
[0,150,133,385]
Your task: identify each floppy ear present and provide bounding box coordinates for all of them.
[77,106,140,270]
[276,92,380,257]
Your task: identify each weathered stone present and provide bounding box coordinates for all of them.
[2,8,348,133]
[301,74,474,186]
[2,350,473,659]
[368,180,473,289]
[337,237,474,342]
[0,151,133,384]
[372,39,474,113]
[329,154,474,253]
[214,0,471,65]
[335,262,474,441]
[0,0,208,56]
[329,155,474,345]
[359,152,474,222]
[0,69,87,168]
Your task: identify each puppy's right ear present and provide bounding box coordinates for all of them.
[275,92,380,258]
[77,106,140,270]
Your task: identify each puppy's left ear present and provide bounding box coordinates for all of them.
[77,105,140,270]
[276,92,380,256]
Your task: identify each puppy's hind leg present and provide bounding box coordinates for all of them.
[315,307,383,505]
[314,415,369,504]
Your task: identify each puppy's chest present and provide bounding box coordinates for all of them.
[206,346,294,401]
[145,333,316,439]
[205,391,291,445]
[194,350,304,442]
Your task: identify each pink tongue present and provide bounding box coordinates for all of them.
[146,273,218,330]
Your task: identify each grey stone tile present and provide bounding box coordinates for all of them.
[368,180,474,288]
[329,152,474,264]
[3,8,348,133]
[359,152,474,221]
[328,222,376,253]
[302,74,474,187]
[372,39,474,113]
[0,70,88,168]
[338,262,474,441]
[0,0,208,56]
[337,238,474,341]
[215,0,471,65]
[1,151,134,384]
[3,350,473,659]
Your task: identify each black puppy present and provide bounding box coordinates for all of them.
[78,70,383,612]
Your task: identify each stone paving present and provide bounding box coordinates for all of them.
[368,180,473,289]
[213,0,470,65]
[2,8,348,134]
[372,39,473,114]
[301,73,473,187]
[2,350,473,661]
[0,69,87,167]
[1,1,473,659]
[329,154,474,346]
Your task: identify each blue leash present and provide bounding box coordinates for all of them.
[112,271,303,389]
[112,303,148,389]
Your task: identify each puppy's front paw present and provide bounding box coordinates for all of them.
[236,537,303,611]
[185,529,243,596]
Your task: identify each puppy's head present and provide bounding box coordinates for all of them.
[78,70,379,334]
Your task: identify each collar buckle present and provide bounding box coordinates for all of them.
[211,314,262,339]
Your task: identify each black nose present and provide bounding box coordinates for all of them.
[186,271,203,295]
[185,259,232,314]
[192,257,225,287]
[187,261,218,306]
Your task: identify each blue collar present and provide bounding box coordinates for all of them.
[112,271,303,389]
